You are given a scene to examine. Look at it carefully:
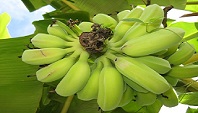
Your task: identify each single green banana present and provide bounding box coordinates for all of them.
[121,27,185,57]
[97,57,124,111]
[161,43,179,58]
[167,42,195,65]
[122,100,143,113]
[106,53,170,94]
[92,13,117,29]
[157,86,178,107]
[109,7,143,43]
[47,24,68,39]
[31,33,74,48]
[22,48,73,65]
[78,22,94,32]
[164,75,178,86]
[136,91,157,106]
[114,4,164,47]
[116,10,130,21]
[123,76,148,93]
[135,56,171,74]
[36,50,80,82]
[166,64,198,78]
[118,85,135,107]
[77,61,103,101]
[55,50,90,96]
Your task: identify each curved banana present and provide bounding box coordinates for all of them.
[109,7,143,43]
[123,76,148,93]
[92,13,117,29]
[77,61,103,101]
[31,33,74,48]
[116,10,130,21]
[55,50,90,96]
[36,50,80,82]
[136,91,157,106]
[157,86,178,107]
[97,57,124,111]
[118,85,135,107]
[106,53,170,94]
[78,22,94,32]
[121,27,185,57]
[22,48,72,65]
[167,42,195,65]
[164,75,178,86]
[167,64,198,78]
[135,56,171,74]
[119,4,164,44]
[47,24,68,39]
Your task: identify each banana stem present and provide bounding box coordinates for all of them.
[61,95,74,113]
[183,32,198,42]
[183,53,198,65]
[105,52,117,61]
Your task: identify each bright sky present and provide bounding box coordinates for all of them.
[0,0,197,112]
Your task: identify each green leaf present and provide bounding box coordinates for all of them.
[21,0,48,12]
[43,10,90,21]
[68,96,100,113]
[0,36,43,113]
[72,0,131,17]
[186,0,198,12]
[170,22,198,52]
[186,107,198,113]
[126,0,186,9]
[179,92,198,106]
[0,12,11,39]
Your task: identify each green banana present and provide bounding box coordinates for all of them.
[157,86,178,107]
[183,53,198,65]
[135,56,171,74]
[92,13,117,29]
[121,27,185,57]
[164,75,178,86]
[36,51,80,82]
[167,42,195,65]
[78,22,94,32]
[109,7,143,43]
[116,10,130,21]
[22,48,72,65]
[77,61,103,101]
[47,24,68,39]
[166,64,198,78]
[106,53,170,94]
[136,91,157,106]
[118,85,135,107]
[116,4,164,46]
[123,76,148,93]
[31,33,74,48]
[122,100,143,113]
[55,50,90,96]
[97,57,124,111]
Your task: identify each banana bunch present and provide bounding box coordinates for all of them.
[21,4,198,112]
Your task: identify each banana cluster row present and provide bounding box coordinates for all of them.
[21,4,198,112]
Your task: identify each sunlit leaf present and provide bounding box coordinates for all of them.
[0,12,11,39]
[0,36,43,113]
[185,0,198,12]
[179,92,198,106]
[186,107,198,113]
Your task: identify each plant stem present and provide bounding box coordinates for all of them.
[186,1,198,5]
[181,78,198,91]
[62,0,80,10]
[61,95,74,113]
